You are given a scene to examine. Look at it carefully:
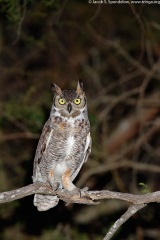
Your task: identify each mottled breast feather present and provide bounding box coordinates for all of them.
[34,115,90,182]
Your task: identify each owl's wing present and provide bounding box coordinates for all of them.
[33,119,53,181]
[71,132,92,181]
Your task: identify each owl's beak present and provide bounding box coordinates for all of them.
[67,103,72,113]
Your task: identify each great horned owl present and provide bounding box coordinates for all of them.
[33,81,91,211]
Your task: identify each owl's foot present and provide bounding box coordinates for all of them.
[70,187,81,195]
[50,182,61,191]
[69,187,84,198]
[65,187,92,206]
[80,187,90,199]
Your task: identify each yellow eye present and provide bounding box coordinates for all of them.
[74,98,81,105]
[59,98,66,105]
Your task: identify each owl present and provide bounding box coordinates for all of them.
[32,81,91,211]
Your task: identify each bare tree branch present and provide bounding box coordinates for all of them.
[0,182,160,239]
[0,182,97,205]
[13,0,27,44]
[0,132,39,141]
[103,204,146,240]
[0,182,160,205]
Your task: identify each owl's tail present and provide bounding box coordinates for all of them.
[34,194,59,211]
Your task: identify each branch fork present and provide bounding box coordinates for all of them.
[0,182,160,240]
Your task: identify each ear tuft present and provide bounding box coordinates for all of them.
[76,79,84,94]
[51,83,62,95]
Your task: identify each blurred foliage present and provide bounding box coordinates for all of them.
[0,0,21,23]
[0,0,61,23]
[0,1,160,240]
[139,183,151,194]
[3,98,45,132]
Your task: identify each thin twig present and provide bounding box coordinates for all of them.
[129,4,146,61]
[77,160,160,188]
[0,132,39,141]
[103,204,146,240]
[13,0,27,44]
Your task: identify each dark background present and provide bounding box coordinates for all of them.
[0,1,160,239]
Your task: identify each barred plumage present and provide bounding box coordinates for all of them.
[33,81,91,211]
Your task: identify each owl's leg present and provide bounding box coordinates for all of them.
[61,169,84,197]
[50,181,61,190]
[48,169,63,190]
[62,169,77,191]
[54,163,81,194]
[48,169,60,190]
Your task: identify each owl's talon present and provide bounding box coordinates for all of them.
[50,182,60,191]
[70,188,81,197]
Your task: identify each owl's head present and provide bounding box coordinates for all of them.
[51,81,87,118]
